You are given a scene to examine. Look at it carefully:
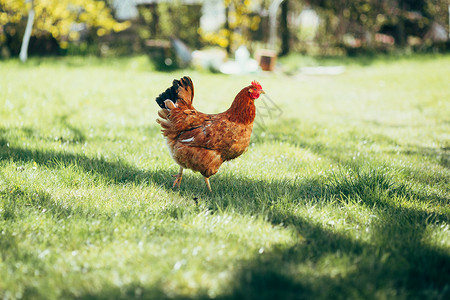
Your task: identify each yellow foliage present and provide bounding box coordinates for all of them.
[113,21,131,32]
[96,28,106,36]
[200,0,260,50]
[0,0,129,43]
[68,31,80,40]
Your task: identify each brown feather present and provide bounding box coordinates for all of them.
[158,109,169,119]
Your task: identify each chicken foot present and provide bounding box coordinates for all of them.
[172,167,183,188]
[172,167,211,192]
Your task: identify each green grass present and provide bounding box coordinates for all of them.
[0,54,449,299]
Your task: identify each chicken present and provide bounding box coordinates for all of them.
[155,76,264,192]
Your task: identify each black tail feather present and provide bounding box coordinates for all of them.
[155,76,194,109]
[155,79,181,109]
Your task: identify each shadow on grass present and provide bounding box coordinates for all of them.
[57,114,87,143]
[231,204,449,300]
[1,136,449,299]
[401,145,450,170]
[202,171,449,299]
[0,138,173,189]
[252,117,449,204]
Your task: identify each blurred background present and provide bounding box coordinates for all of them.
[1,0,449,70]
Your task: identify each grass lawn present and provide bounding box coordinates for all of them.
[0,54,449,299]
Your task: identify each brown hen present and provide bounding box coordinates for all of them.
[155,76,264,192]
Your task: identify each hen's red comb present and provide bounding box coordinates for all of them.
[251,80,262,90]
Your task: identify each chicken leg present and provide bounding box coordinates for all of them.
[204,177,212,192]
[172,167,183,188]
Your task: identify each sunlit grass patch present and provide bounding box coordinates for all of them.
[1,54,449,299]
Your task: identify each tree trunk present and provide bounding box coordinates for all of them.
[396,1,407,47]
[396,17,406,47]
[225,4,232,54]
[19,0,35,62]
[279,0,290,56]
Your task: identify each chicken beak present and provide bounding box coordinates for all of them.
[260,90,265,95]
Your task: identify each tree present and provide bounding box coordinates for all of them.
[279,0,290,56]
[0,0,129,60]
[308,0,449,50]
[200,0,261,54]
[19,0,34,62]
